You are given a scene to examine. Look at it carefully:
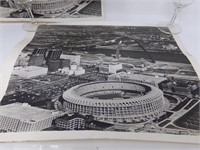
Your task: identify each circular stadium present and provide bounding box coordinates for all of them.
[62,81,168,123]
[29,0,86,15]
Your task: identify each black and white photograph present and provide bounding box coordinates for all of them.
[0,24,199,143]
[0,0,103,21]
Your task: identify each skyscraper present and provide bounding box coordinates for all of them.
[46,50,62,60]
[28,48,47,66]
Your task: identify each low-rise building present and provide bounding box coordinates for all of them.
[108,72,167,87]
[74,67,85,76]
[109,63,123,74]
[99,63,122,74]
[54,114,85,130]
[15,52,30,67]
[61,54,81,66]
[0,103,64,132]
[12,66,48,79]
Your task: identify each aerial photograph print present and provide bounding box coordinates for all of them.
[0,24,199,142]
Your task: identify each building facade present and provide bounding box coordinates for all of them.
[47,59,60,72]
[28,55,45,66]
[59,59,70,69]
[60,54,81,66]
[54,114,85,130]
[0,103,64,132]
[46,50,62,60]
[99,63,122,74]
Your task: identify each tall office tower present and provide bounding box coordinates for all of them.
[32,48,47,55]
[46,50,62,60]
[28,55,45,66]
[59,59,71,69]
[48,59,60,72]
[28,48,47,66]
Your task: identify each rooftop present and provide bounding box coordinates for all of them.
[0,103,62,123]
[58,113,86,121]
[110,72,167,84]
[88,120,113,128]
[13,66,47,72]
